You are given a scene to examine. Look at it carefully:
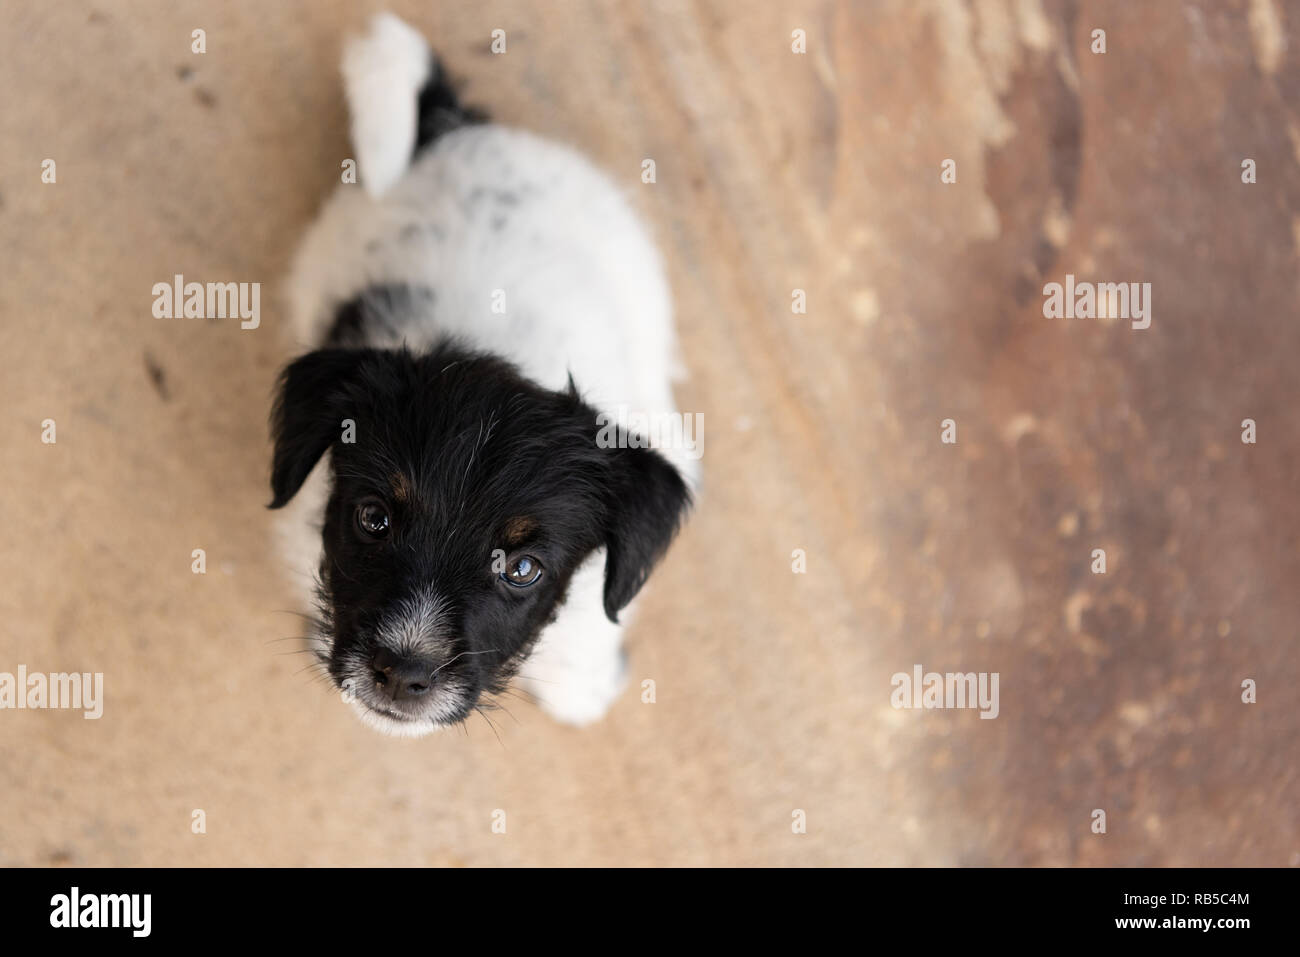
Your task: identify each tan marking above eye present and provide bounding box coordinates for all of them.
[389,473,413,504]
[503,516,538,546]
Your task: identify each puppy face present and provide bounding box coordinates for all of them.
[269,343,690,735]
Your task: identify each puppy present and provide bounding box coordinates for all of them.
[271,14,695,735]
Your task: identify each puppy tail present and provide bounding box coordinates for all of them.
[342,13,486,199]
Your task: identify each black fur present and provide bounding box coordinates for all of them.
[414,58,487,156]
[324,284,435,348]
[268,338,690,725]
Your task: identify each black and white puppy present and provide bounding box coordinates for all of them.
[271,14,696,735]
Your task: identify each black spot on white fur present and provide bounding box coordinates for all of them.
[324,284,435,348]
[414,58,487,157]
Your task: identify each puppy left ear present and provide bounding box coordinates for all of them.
[268,348,373,509]
[601,443,692,622]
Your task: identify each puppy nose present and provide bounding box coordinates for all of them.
[370,649,435,701]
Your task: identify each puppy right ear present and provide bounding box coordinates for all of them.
[268,349,370,509]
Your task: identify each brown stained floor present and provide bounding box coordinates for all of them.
[1,0,1297,866]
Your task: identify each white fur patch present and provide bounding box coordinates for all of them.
[373,585,452,658]
[515,551,631,726]
[342,13,431,198]
[344,693,465,738]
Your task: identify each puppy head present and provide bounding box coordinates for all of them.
[269,343,690,735]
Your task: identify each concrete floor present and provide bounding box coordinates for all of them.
[1,0,1297,866]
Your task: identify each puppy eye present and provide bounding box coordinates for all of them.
[355,501,391,540]
[501,554,543,588]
